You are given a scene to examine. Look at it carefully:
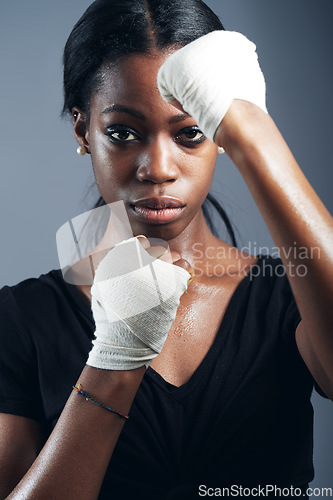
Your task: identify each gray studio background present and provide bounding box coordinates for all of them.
[1,0,332,493]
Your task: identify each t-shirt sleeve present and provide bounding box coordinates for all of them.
[0,285,44,420]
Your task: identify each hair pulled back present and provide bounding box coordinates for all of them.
[63,0,223,116]
[63,0,237,246]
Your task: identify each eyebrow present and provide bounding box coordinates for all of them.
[101,104,191,125]
[168,113,191,125]
[101,104,145,120]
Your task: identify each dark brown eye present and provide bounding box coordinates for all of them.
[185,129,202,139]
[113,131,134,141]
[106,126,138,144]
[176,126,205,144]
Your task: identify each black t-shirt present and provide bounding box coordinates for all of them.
[0,256,324,499]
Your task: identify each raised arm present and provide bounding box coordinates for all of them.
[216,101,333,399]
[1,238,191,499]
[2,367,144,500]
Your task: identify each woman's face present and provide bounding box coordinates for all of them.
[75,51,218,241]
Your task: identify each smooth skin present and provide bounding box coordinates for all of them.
[0,51,332,499]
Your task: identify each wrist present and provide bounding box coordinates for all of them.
[79,365,145,415]
[83,364,145,389]
[215,99,269,156]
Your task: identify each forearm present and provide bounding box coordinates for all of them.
[4,237,189,498]
[216,100,333,384]
[8,365,145,500]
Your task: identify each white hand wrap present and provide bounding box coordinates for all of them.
[157,30,267,143]
[87,238,190,370]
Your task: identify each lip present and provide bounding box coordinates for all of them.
[131,196,185,224]
[132,196,185,209]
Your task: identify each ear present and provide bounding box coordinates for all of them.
[72,107,90,154]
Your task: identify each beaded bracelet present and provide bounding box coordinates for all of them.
[72,384,130,420]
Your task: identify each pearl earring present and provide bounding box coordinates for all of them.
[77,145,87,156]
[217,147,225,155]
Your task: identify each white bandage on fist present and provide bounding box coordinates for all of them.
[87,237,190,371]
[157,30,267,143]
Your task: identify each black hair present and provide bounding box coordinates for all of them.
[63,0,237,246]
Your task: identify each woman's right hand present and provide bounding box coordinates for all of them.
[87,236,193,371]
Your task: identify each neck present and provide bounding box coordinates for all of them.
[164,211,226,268]
[73,210,238,302]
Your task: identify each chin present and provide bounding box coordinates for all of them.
[130,220,185,243]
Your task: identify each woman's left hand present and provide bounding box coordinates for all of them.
[157,30,267,145]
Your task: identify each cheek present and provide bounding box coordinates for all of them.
[90,154,111,191]
[188,150,217,198]
[91,153,138,206]
[89,133,127,197]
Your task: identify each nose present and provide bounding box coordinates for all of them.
[136,138,180,184]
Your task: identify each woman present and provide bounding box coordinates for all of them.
[0,0,332,498]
